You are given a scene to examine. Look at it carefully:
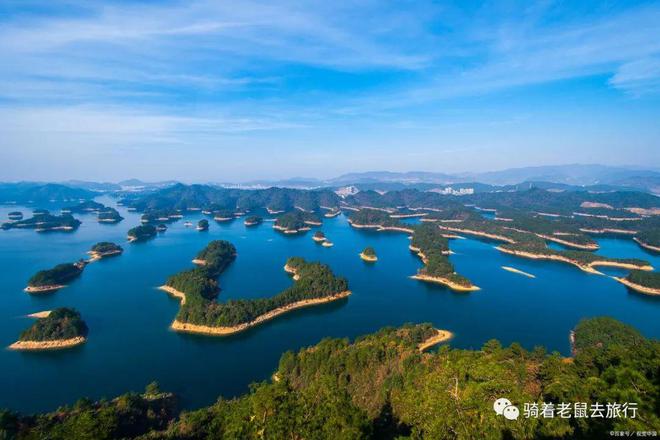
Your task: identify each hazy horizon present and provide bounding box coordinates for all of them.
[2,1,660,182]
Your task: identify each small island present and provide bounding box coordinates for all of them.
[213,210,235,222]
[360,247,378,262]
[8,308,88,351]
[312,231,326,242]
[87,242,123,261]
[127,224,157,242]
[97,208,123,223]
[25,262,86,293]
[1,213,81,232]
[62,200,105,213]
[273,211,322,234]
[614,270,660,295]
[156,223,168,232]
[197,219,209,231]
[321,240,334,247]
[244,215,263,226]
[7,211,23,220]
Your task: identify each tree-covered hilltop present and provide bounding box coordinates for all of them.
[0,383,176,439]
[410,223,449,253]
[19,308,88,342]
[0,182,95,204]
[165,240,237,301]
[121,184,340,213]
[28,263,85,287]
[62,200,106,213]
[626,270,660,289]
[197,219,209,230]
[97,208,124,223]
[127,224,157,242]
[362,247,376,256]
[91,242,123,255]
[3,318,657,439]
[244,215,262,226]
[165,244,348,329]
[1,213,81,231]
[274,211,321,232]
[348,208,400,227]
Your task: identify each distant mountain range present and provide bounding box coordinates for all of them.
[239,164,660,194]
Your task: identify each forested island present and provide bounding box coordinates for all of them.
[97,208,124,223]
[88,242,123,261]
[1,213,81,232]
[8,308,88,351]
[348,209,412,232]
[312,230,326,242]
[212,209,235,222]
[273,211,321,234]
[196,219,209,231]
[7,211,23,220]
[62,200,105,213]
[614,270,660,295]
[127,225,157,242]
[360,246,377,262]
[243,215,262,226]
[24,262,86,293]
[160,242,349,335]
[1,317,658,438]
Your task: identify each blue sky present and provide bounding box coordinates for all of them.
[1,0,659,182]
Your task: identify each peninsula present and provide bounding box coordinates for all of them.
[24,262,85,293]
[127,224,157,242]
[613,270,660,295]
[161,244,350,336]
[8,308,88,351]
[417,328,454,352]
[87,242,123,261]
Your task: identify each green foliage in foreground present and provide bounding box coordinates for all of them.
[19,308,88,342]
[3,318,657,439]
[27,263,83,287]
[626,270,660,289]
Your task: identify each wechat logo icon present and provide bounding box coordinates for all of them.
[494,398,519,420]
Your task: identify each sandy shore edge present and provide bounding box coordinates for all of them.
[8,336,86,351]
[418,329,454,352]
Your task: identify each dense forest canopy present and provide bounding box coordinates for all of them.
[19,308,87,342]
[127,225,157,241]
[91,242,122,253]
[2,318,657,439]
[28,263,84,287]
[626,270,660,289]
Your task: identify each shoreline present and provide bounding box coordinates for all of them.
[612,277,660,296]
[348,221,414,234]
[8,336,86,351]
[192,259,207,266]
[633,237,660,252]
[496,247,653,273]
[87,249,122,261]
[501,266,535,278]
[536,234,599,250]
[26,310,51,318]
[411,274,480,292]
[159,285,187,304]
[437,226,516,243]
[418,329,454,352]
[170,291,352,336]
[24,284,66,294]
[359,252,377,262]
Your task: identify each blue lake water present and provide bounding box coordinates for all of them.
[0,197,658,413]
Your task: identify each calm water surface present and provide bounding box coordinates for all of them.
[0,198,658,413]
